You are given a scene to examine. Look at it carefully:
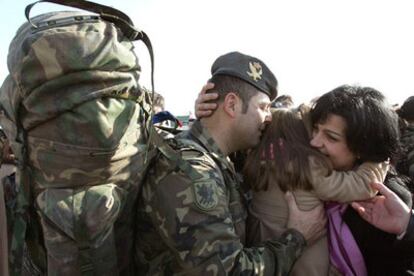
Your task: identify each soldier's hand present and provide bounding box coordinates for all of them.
[194,82,218,118]
[285,191,326,245]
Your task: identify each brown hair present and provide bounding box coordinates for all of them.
[243,106,331,192]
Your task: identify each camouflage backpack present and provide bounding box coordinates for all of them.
[0,0,159,275]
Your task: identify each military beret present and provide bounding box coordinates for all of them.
[211,51,278,100]
[399,96,414,121]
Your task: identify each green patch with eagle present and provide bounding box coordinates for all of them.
[193,180,219,211]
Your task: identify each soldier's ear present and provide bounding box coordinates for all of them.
[223,92,239,118]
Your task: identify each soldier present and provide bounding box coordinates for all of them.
[135,51,326,275]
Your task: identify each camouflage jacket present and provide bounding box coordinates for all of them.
[135,120,306,275]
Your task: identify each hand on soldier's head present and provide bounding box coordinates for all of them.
[195,82,218,119]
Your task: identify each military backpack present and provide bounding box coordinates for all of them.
[0,0,157,275]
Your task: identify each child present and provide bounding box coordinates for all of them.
[244,106,388,276]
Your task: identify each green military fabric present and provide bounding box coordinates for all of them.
[0,10,152,275]
[0,129,10,276]
[135,120,306,275]
[0,178,9,276]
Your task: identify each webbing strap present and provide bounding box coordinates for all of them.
[9,133,31,276]
[26,0,139,39]
[150,126,203,182]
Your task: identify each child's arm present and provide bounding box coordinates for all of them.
[310,157,389,202]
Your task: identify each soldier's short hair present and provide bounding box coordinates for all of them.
[207,74,258,113]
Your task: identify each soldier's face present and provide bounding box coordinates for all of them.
[235,92,271,150]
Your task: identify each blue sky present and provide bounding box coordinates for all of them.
[1,0,414,115]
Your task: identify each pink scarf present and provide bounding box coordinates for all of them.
[326,202,367,276]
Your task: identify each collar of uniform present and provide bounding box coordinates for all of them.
[190,120,225,158]
[189,120,235,171]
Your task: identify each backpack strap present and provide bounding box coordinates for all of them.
[26,0,141,40]
[9,141,32,276]
[149,126,204,182]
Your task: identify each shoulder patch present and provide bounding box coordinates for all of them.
[193,180,219,211]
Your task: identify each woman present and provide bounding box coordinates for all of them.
[310,85,413,275]
[195,84,414,275]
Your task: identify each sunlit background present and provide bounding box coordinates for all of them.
[1,0,413,116]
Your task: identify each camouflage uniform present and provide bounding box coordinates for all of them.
[135,120,306,275]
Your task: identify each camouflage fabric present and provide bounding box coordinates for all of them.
[0,129,7,164]
[0,11,152,275]
[135,120,306,275]
[0,173,9,276]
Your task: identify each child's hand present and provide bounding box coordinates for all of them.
[194,82,218,118]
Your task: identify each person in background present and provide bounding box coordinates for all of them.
[396,96,414,190]
[152,92,165,114]
[271,94,294,108]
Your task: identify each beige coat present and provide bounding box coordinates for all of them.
[247,159,388,276]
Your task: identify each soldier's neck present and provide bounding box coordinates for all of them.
[200,117,233,156]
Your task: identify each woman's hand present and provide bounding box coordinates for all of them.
[194,83,218,118]
[351,182,411,236]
